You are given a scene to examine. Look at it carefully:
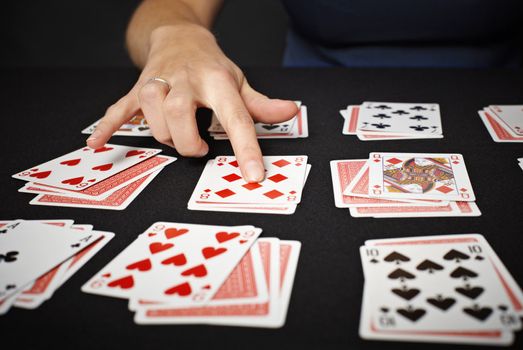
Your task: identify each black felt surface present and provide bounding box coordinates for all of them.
[1,67,522,349]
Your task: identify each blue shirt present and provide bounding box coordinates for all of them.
[280,0,523,68]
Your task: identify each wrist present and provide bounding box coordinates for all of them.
[149,23,215,53]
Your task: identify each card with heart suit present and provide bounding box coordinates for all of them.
[82,222,261,307]
[188,160,311,214]
[368,153,475,201]
[359,243,521,333]
[341,106,444,141]
[12,144,161,191]
[334,159,448,207]
[357,102,442,136]
[20,155,175,200]
[487,105,523,136]
[29,169,161,210]
[134,239,301,328]
[189,156,308,206]
[82,114,152,137]
[0,220,104,300]
[478,110,523,143]
[128,238,269,311]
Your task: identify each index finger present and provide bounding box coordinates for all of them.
[211,87,265,183]
[86,94,139,149]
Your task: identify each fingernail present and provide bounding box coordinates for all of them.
[244,160,265,183]
[86,130,101,142]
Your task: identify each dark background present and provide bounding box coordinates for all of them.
[1,1,522,349]
[1,0,288,67]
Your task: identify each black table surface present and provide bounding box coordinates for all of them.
[1,67,522,349]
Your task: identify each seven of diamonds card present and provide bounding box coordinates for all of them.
[12,144,161,191]
[368,153,475,201]
[357,102,442,135]
[190,156,308,205]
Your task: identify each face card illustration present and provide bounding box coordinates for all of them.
[191,156,308,205]
[357,102,442,135]
[13,144,161,191]
[368,153,475,201]
[359,244,521,332]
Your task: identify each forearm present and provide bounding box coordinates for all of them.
[126,0,223,67]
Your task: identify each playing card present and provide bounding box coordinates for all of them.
[0,220,103,299]
[359,281,514,345]
[189,156,308,206]
[29,169,161,210]
[357,102,442,136]
[350,201,481,218]
[210,104,308,139]
[359,244,521,332]
[333,160,448,207]
[478,110,523,143]
[13,144,162,191]
[368,153,475,201]
[20,155,175,200]
[487,105,523,136]
[129,239,269,311]
[82,222,261,307]
[134,239,301,328]
[365,235,523,316]
[133,238,279,325]
[189,161,310,214]
[82,114,152,137]
[343,106,444,140]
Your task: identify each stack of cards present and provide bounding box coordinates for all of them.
[358,234,523,346]
[330,153,481,218]
[0,219,114,315]
[82,115,152,137]
[208,102,308,140]
[12,144,176,210]
[82,222,301,328]
[188,156,311,214]
[478,105,523,143]
[340,102,444,141]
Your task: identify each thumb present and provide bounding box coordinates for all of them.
[240,80,299,124]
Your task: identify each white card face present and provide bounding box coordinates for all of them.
[190,156,308,205]
[357,102,442,135]
[82,222,261,307]
[82,115,152,137]
[488,105,523,136]
[368,153,475,201]
[359,244,521,332]
[365,234,523,316]
[13,144,162,191]
[359,281,514,345]
[0,221,103,299]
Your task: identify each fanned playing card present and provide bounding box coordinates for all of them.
[13,144,161,191]
[359,243,521,332]
[368,152,475,201]
[0,220,103,299]
[357,102,442,135]
[82,222,261,307]
[189,156,308,205]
